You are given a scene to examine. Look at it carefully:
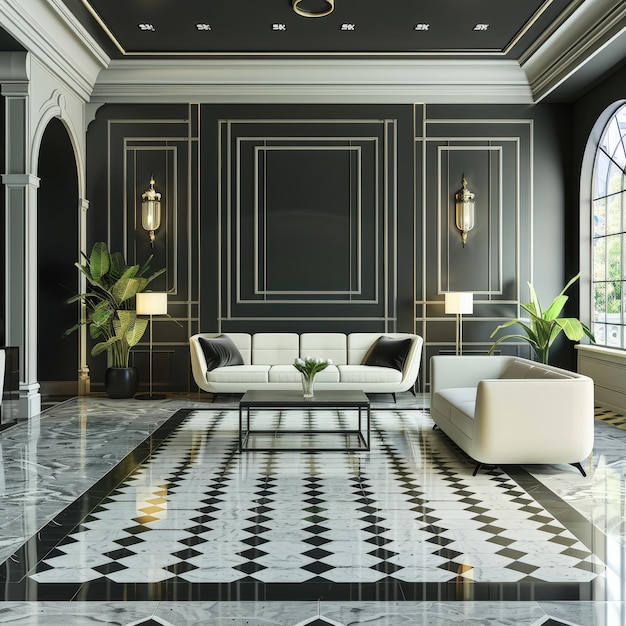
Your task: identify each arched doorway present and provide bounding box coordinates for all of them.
[36,117,79,397]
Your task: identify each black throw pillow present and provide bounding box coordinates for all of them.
[198,335,244,371]
[362,336,412,371]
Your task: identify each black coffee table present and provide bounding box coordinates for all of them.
[238,390,371,452]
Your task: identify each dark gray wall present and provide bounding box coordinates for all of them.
[0,94,4,346]
[84,101,575,391]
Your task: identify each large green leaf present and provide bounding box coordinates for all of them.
[111,277,142,304]
[554,317,592,341]
[108,251,127,283]
[89,242,110,282]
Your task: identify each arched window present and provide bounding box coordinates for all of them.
[592,104,626,349]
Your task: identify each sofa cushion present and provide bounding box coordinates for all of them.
[300,333,348,365]
[362,335,412,371]
[269,364,341,383]
[198,335,244,371]
[435,387,477,438]
[436,387,477,410]
[252,333,300,365]
[338,365,402,384]
[206,365,269,383]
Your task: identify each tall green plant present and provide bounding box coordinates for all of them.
[489,272,595,364]
[65,242,166,368]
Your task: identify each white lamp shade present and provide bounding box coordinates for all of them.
[136,292,168,316]
[445,292,473,315]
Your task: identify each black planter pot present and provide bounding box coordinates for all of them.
[104,367,139,399]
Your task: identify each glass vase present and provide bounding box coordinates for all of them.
[301,373,316,398]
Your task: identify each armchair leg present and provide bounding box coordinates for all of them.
[392,393,396,403]
[571,462,587,477]
[472,463,482,476]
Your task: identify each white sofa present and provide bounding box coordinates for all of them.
[190,332,423,397]
[429,355,594,476]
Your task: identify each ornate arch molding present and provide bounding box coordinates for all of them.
[31,89,86,198]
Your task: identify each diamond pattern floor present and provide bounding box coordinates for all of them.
[20,408,604,597]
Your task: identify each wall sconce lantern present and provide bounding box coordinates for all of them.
[292,0,334,18]
[455,174,475,247]
[141,176,161,247]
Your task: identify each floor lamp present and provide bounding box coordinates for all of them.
[136,292,168,400]
[445,292,473,355]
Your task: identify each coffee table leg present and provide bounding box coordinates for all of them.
[239,406,243,451]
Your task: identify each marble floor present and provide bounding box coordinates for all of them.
[0,392,626,625]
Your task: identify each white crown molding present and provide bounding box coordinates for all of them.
[91,58,534,104]
[0,0,109,101]
[522,0,626,102]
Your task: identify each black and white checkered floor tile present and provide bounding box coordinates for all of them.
[595,406,626,429]
[23,409,603,596]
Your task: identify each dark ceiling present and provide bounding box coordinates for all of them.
[59,0,577,59]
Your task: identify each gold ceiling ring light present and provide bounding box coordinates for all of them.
[292,0,334,18]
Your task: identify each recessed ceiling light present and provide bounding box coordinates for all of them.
[341,23,355,31]
[196,24,211,31]
[414,23,430,31]
[474,24,489,31]
[138,23,155,31]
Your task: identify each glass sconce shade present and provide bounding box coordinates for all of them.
[455,175,475,247]
[141,177,162,245]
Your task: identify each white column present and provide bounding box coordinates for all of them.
[78,197,90,395]
[2,62,42,417]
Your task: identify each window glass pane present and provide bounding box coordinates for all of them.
[607,322,621,347]
[607,234,621,280]
[600,116,620,155]
[594,282,606,322]
[607,192,622,233]
[612,137,626,170]
[603,117,626,168]
[593,238,606,281]
[593,150,611,199]
[593,198,606,237]
[607,161,626,197]
[607,275,621,319]
[593,322,606,345]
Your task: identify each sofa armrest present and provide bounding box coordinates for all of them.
[400,335,423,389]
[430,355,512,396]
[472,377,595,461]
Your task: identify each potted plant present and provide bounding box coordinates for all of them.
[489,272,595,364]
[65,242,166,398]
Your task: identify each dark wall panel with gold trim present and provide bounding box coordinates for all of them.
[85,102,571,392]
